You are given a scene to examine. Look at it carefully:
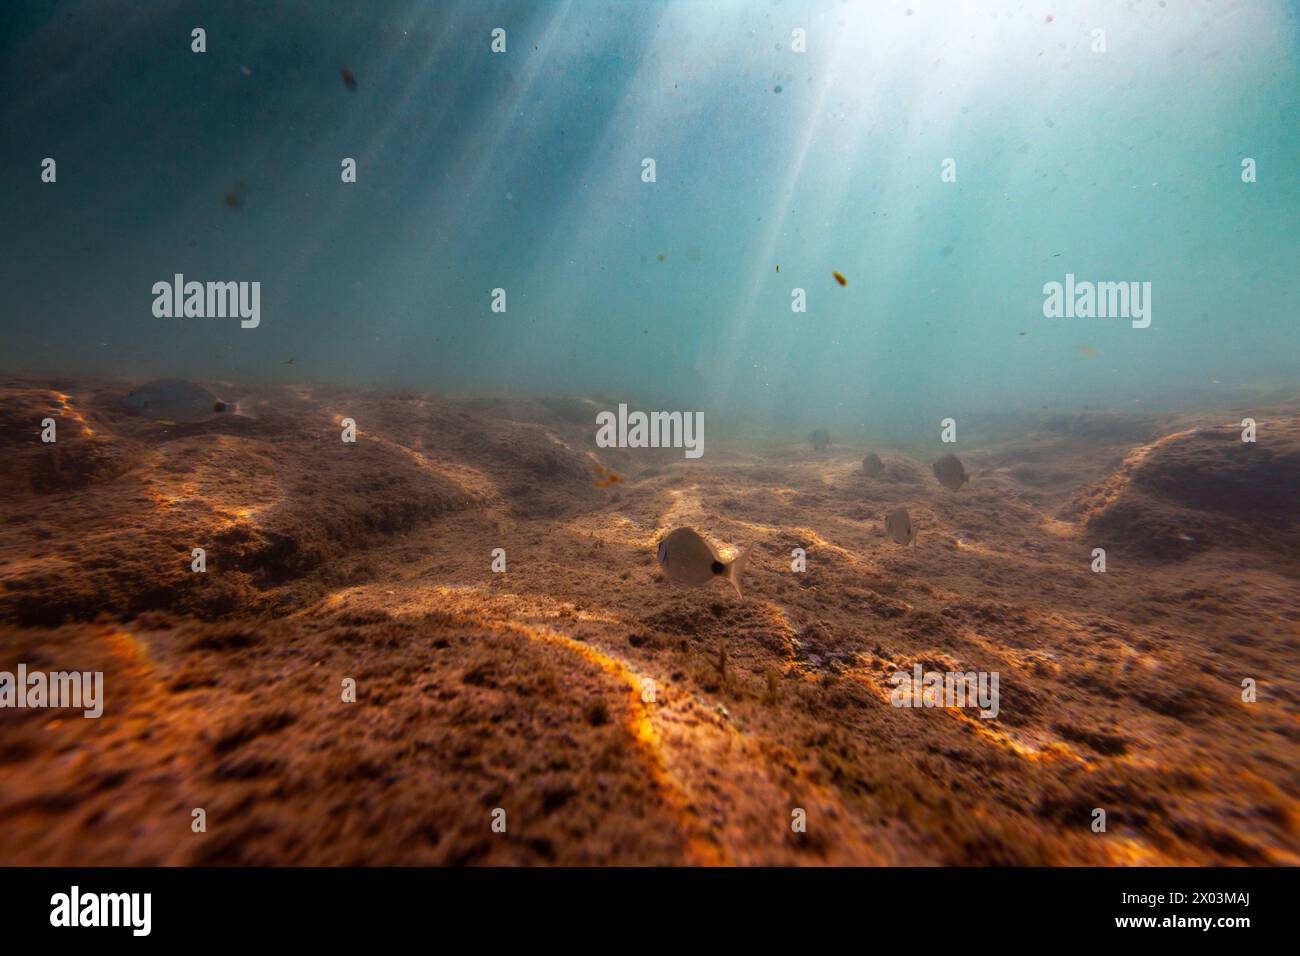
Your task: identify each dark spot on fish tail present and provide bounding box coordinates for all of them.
[711,560,725,574]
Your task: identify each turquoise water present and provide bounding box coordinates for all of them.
[3,0,1297,444]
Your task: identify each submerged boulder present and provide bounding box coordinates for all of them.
[1066,421,1300,562]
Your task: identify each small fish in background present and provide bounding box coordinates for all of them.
[832,270,847,286]
[862,452,885,477]
[1077,344,1101,358]
[932,452,969,491]
[885,507,916,545]
[283,357,295,366]
[122,379,237,424]
[340,66,357,91]
[775,264,780,273]
[593,464,623,488]
[656,254,666,263]
[809,428,831,452]
[656,527,756,599]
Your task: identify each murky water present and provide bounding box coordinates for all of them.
[2,0,1297,441]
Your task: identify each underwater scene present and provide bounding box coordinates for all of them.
[0,0,1298,868]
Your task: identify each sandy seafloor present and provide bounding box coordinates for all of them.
[0,378,1297,866]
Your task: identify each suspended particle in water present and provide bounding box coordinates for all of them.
[223,181,246,209]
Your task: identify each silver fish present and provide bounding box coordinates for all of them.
[656,527,755,599]
[123,379,234,423]
[862,452,884,477]
[885,506,916,545]
[932,453,969,491]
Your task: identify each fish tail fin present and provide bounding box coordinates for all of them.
[726,543,757,599]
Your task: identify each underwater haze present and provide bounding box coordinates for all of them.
[2,0,1298,443]
[4,1,1300,877]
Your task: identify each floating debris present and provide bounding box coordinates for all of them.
[223,181,247,210]
[340,66,357,91]
[593,464,623,488]
[832,271,847,286]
